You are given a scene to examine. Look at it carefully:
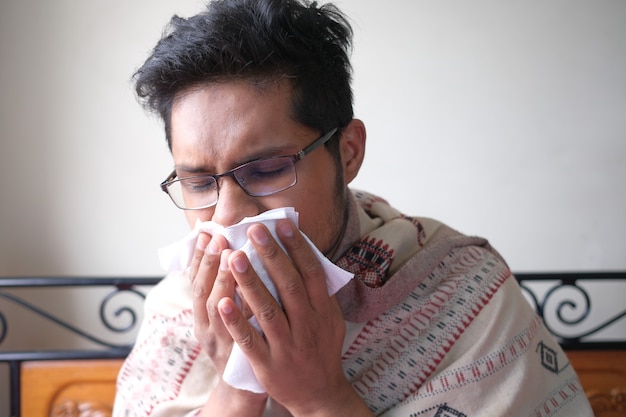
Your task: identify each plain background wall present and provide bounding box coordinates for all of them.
[1,0,625,276]
[1,1,625,415]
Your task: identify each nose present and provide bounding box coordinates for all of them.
[210,176,262,227]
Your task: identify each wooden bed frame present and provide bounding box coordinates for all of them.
[1,273,625,417]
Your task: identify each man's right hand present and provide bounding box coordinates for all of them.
[189,232,268,416]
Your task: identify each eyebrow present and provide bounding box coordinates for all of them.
[175,143,300,176]
[174,165,213,175]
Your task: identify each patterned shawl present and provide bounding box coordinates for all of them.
[113,189,592,417]
[334,189,502,322]
[329,190,592,416]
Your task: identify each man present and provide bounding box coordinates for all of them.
[114,1,592,416]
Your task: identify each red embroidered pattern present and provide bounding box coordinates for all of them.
[341,247,511,414]
[529,376,586,417]
[419,315,542,397]
[336,237,395,287]
[400,214,426,246]
[353,190,389,211]
[116,308,201,417]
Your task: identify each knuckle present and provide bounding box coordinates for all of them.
[201,252,214,267]
[206,298,221,320]
[302,257,324,277]
[195,330,219,358]
[259,240,282,261]
[192,280,210,299]
[255,304,280,325]
[192,249,203,264]
[237,272,263,292]
[283,276,304,296]
[236,331,255,351]
[205,339,219,358]
[213,272,229,290]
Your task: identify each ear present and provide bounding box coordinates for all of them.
[339,119,366,184]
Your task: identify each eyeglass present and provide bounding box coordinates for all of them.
[160,127,339,210]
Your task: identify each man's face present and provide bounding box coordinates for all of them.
[169,80,348,254]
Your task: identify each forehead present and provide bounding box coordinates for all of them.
[169,80,312,173]
[171,79,293,133]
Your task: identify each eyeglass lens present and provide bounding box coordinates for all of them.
[167,156,297,209]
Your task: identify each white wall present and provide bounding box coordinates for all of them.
[1,1,625,415]
[345,0,626,273]
[1,1,625,277]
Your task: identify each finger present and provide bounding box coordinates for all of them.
[218,296,267,361]
[206,249,237,335]
[227,248,290,341]
[248,221,330,326]
[189,232,210,283]
[191,234,227,336]
[275,219,330,309]
[247,224,311,312]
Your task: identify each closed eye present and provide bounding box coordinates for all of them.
[180,177,216,193]
[239,158,293,183]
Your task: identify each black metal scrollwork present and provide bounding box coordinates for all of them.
[0,310,7,346]
[99,287,146,335]
[0,277,160,350]
[517,273,626,346]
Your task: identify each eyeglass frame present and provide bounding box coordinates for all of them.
[160,127,339,210]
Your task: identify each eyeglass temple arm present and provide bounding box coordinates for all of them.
[295,128,338,160]
[160,170,177,192]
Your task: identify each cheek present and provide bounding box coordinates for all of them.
[291,187,341,250]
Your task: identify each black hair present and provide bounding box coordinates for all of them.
[134,0,354,151]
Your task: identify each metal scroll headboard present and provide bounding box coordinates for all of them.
[515,272,626,350]
[1,273,625,417]
[0,276,161,417]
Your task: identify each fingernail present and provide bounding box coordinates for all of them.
[207,239,219,255]
[220,251,230,271]
[196,233,209,250]
[219,298,233,315]
[232,254,248,273]
[249,225,269,245]
[277,220,294,238]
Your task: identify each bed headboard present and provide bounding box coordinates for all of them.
[1,273,625,417]
[516,272,626,416]
[0,277,161,417]
[515,272,626,350]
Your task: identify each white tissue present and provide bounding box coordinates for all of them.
[158,207,354,393]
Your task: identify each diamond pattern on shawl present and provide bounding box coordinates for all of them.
[336,237,395,288]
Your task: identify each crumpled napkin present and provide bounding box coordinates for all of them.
[158,207,354,393]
